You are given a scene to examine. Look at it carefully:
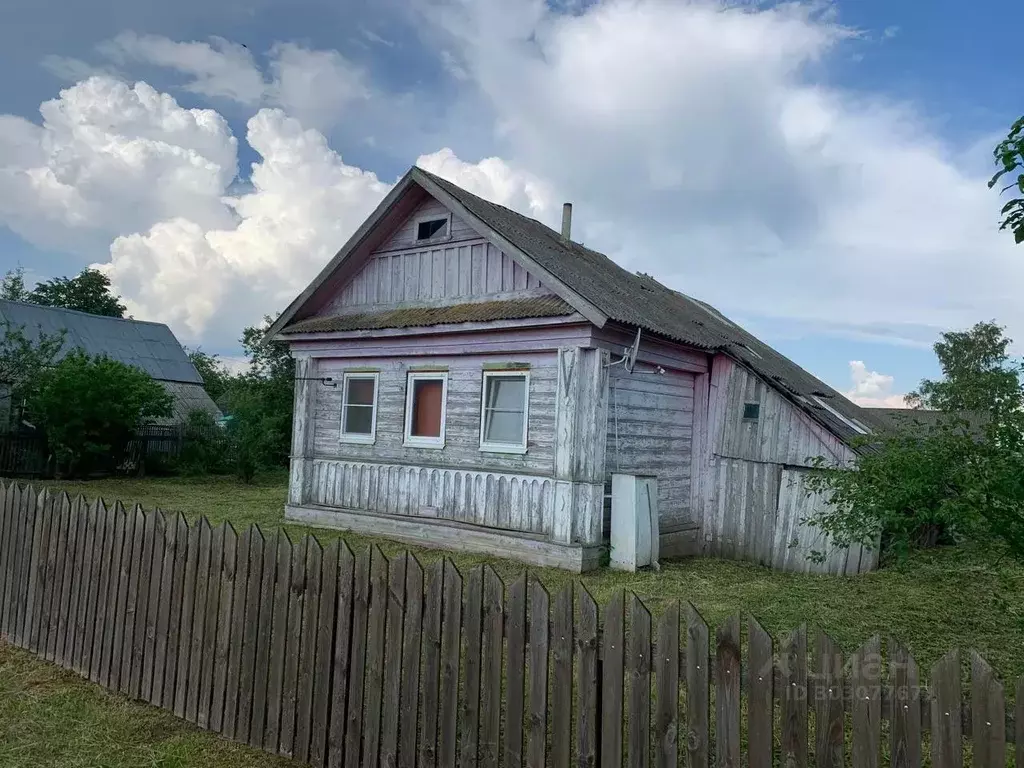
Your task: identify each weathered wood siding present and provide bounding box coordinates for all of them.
[320,198,552,316]
[605,365,695,532]
[712,358,850,467]
[313,355,556,476]
[700,355,874,574]
[308,459,554,535]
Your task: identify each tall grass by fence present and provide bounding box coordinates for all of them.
[0,480,1018,767]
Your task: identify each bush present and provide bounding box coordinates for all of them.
[174,409,231,476]
[27,351,172,477]
[224,386,287,484]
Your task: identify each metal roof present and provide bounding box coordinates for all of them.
[418,168,890,446]
[283,296,575,334]
[0,300,202,385]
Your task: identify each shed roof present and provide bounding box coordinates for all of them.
[0,299,202,385]
[417,169,889,444]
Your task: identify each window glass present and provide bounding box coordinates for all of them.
[411,378,444,438]
[342,375,377,438]
[482,374,527,447]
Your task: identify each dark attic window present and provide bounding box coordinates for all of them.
[416,218,448,241]
[742,402,760,421]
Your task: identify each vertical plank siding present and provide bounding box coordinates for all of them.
[701,357,876,575]
[0,482,1019,768]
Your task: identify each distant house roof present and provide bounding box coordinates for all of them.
[868,407,988,435]
[272,166,889,448]
[0,299,201,384]
[0,300,219,425]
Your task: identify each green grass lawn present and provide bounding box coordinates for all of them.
[4,471,1023,766]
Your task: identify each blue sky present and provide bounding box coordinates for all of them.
[0,0,1021,404]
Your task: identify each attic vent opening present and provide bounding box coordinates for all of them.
[742,402,760,421]
[416,217,449,241]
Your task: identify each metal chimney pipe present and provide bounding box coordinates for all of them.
[561,203,572,241]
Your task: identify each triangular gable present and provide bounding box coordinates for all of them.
[266,167,608,339]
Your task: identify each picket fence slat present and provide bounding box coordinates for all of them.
[527,580,550,768]
[264,530,292,750]
[889,640,922,768]
[310,539,339,767]
[781,624,808,768]
[1,483,1023,768]
[399,555,425,768]
[326,542,355,768]
[685,603,709,768]
[930,651,962,768]
[380,551,407,768]
[748,618,773,768]
[504,574,527,768]
[577,587,599,768]
[418,559,445,768]
[654,601,679,768]
[548,585,572,768]
[601,592,625,768]
[210,523,238,734]
[249,527,278,748]
[294,536,322,763]
[437,561,462,768]
[221,525,249,737]
[971,651,1006,768]
[629,595,652,768]
[362,546,389,766]
[461,566,484,768]
[343,546,371,768]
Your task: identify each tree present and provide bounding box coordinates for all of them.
[805,321,1024,563]
[186,348,232,404]
[0,267,29,302]
[0,321,64,430]
[989,116,1024,244]
[28,268,126,318]
[27,351,172,476]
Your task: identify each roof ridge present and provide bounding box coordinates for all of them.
[0,297,170,329]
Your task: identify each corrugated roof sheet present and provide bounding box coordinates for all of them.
[418,168,890,446]
[0,300,202,384]
[283,296,575,334]
[158,381,223,424]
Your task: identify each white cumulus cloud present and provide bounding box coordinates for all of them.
[844,360,908,408]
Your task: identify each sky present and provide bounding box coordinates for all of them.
[1,0,1022,407]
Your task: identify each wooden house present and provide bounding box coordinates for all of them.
[268,167,886,574]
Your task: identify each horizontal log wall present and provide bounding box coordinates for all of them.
[0,482,1011,768]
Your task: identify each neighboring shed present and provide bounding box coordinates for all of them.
[269,165,886,574]
[0,300,220,428]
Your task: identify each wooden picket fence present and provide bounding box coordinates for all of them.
[0,480,1019,768]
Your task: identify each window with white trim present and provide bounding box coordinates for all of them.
[340,372,379,443]
[479,371,530,453]
[404,371,449,448]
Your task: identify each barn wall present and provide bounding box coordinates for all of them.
[605,364,695,533]
[700,355,874,574]
[319,196,552,316]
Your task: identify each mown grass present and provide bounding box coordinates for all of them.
[8,472,1024,766]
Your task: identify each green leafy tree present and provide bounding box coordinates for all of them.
[806,321,1024,563]
[28,268,127,318]
[989,116,1024,244]
[0,267,29,302]
[0,321,65,430]
[27,351,172,476]
[186,348,232,404]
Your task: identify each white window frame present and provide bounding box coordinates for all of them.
[339,372,379,444]
[413,212,452,243]
[479,370,530,454]
[403,371,449,449]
